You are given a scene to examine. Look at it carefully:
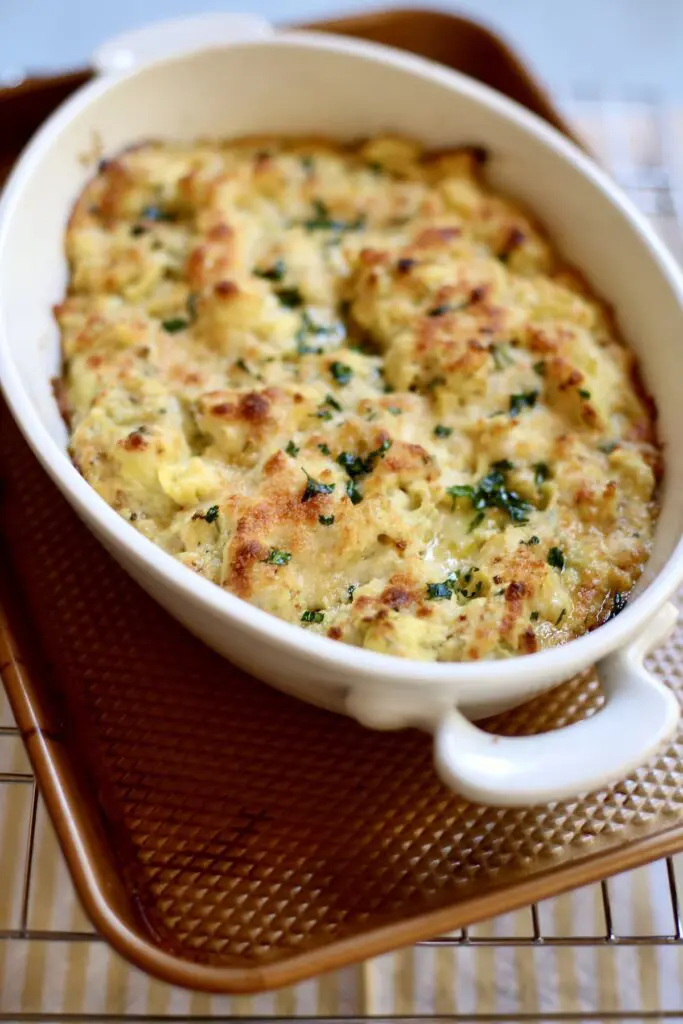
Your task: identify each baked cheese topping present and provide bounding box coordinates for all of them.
[56,136,659,661]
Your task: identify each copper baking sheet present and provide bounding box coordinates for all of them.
[1,7,682,995]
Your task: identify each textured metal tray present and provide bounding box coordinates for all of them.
[1,7,683,999]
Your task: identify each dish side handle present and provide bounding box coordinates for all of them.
[435,602,680,807]
[92,14,274,74]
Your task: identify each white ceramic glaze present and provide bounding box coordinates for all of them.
[1,15,682,806]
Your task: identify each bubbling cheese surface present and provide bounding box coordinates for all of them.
[57,136,659,661]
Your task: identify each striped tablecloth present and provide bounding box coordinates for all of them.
[2,97,683,1022]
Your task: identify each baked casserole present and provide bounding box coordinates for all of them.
[55,135,659,662]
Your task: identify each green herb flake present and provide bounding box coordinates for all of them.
[447,464,533,524]
[301,470,335,503]
[468,510,486,533]
[330,361,353,386]
[434,424,453,438]
[130,224,147,237]
[192,504,219,524]
[264,548,292,566]
[533,461,550,486]
[254,259,286,282]
[301,609,324,624]
[161,317,189,333]
[319,514,335,526]
[301,155,315,174]
[530,610,539,621]
[304,198,366,233]
[427,304,451,318]
[533,360,546,376]
[547,546,565,571]
[346,479,363,505]
[276,286,304,309]
[491,459,514,471]
[324,393,342,411]
[556,608,566,625]
[318,443,331,456]
[599,440,619,454]
[509,390,539,417]
[388,406,403,416]
[578,388,592,400]
[426,581,452,600]
[521,535,540,546]
[285,440,299,457]
[235,357,251,374]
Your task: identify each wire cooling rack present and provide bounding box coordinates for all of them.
[2,94,683,1021]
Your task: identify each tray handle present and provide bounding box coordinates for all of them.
[92,13,274,75]
[435,602,680,807]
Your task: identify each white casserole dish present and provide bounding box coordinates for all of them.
[1,14,683,808]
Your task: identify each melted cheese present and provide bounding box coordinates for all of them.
[57,136,660,661]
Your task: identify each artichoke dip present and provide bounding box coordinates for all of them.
[56,136,659,661]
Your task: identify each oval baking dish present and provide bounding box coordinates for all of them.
[1,15,683,806]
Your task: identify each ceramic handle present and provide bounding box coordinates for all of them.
[434,603,680,807]
[92,14,274,75]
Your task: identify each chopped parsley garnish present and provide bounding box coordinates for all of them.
[304,199,365,232]
[235,357,251,374]
[336,438,392,505]
[330,361,353,386]
[388,406,403,415]
[276,286,304,308]
[533,360,546,376]
[556,608,566,625]
[447,465,533,524]
[547,546,565,571]
[368,161,384,175]
[160,292,198,334]
[426,569,483,602]
[428,304,452,317]
[533,461,550,486]
[599,440,619,454]
[468,510,486,532]
[162,317,189,333]
[140,204,175,222]
[285,440,299,457]
[491,344,514,371]
[521,535,540,546]
[192,504,219,524]
[347,584,356,602]
[319,514,335,526]
[578,388,592,400]
[314,394,343,420]
[130,224,147,237]
[425,375,447,392]
[530,610,539,621]
[318,443,331,456]
[509,390,539,417]
[491,459,514,471]
[346,479,364,504]
[254,259,286,282]
[296,311,340,355]
[434,424,453,438]
[264,548,292,566]
[301,155,315,174]
[301,610,324,624]
[607,591,628,620]
[301,470,335,503]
